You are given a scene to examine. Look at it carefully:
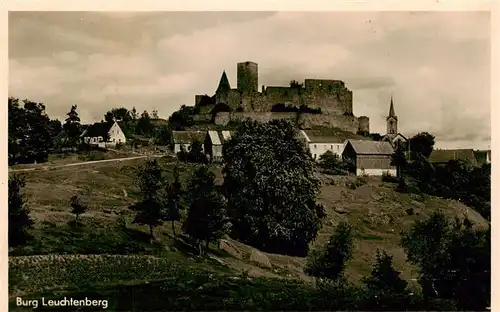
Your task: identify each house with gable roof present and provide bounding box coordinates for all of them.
[80,120,126,148]
[342,139,396,176]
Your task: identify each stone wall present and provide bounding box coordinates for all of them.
[213,112,362,133]
[300,114,360,133]
[193,114,212,122]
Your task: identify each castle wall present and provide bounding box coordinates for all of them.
[193,114,212,122]
[213,112,362,133]
[300,114,360,133]
[265,87,302,106]
[227,90,241,110]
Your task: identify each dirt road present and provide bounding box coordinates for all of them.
[9,154,165,172]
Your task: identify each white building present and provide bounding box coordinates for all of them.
[299,130,346,160]
[80,121,126,148]
[171,130,206,154]
[204,130,234,161]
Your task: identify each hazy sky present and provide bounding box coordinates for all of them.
[9,11,491,149]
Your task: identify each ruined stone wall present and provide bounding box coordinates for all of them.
[358,116,370,133]
[241,82,353,115]
[264,87,302,106]
[227,90,241,110]
[193,114,212,122]
[214,112,231,125]
[300,114,360,133]
[213,111,363,133]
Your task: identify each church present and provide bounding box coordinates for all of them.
[381,96,408,148]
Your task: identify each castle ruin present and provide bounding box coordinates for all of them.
[193,61,370,134]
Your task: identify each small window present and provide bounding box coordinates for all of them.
[314,144,317,148]
[330,145,333,149]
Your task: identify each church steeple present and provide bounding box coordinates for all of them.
[386,95,398,135]
[216,70,231,94]
[388,95,396,118]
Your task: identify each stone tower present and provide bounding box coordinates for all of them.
[237,61,258,94]
[386,96,398,135]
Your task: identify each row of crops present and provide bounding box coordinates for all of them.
[9,254,206,297]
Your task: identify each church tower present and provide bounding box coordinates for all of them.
[386,95,398,135]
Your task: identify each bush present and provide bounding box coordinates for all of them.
[318,151,349,175]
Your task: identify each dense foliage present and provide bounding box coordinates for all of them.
[135,110,154,136]
[129,160,168,239]
[8,174,34,247]
[305,221,354,281]
[8,97,53,164]
[401,211,490,310]
[409,132,435,158]
[222,119,326,256]
[183,166,229,254]
[361,250,410,310]
[168,105,195,130]
[317,150,350,175]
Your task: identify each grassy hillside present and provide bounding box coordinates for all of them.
[8,157,488,308]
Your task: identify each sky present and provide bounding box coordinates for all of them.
[8,11,491,150]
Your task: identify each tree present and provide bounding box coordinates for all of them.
[409,132,435,158]
[368,133,383,141]
[183,166,229,254]
[187,140,207,164]
[318,151,349,175]
[131,107,138,120]
[9,98,25,164]
[168,105,195,130]
[223,119,326,256]
[290,80,303,89]
[153,125,172,145]
[20,99,52,163]
[48,119,62,143]
[152,109,159,119]
[362,250,409,310]
[177,145,189,162]
[305,221,354,281]
[63,105,81,146]
[8,174,34,247]
[135,110,154,136]
[408,152,436,193]
[391,141,408,178]
[165,167,184,236]
[401,211,490,310]
[69,195,88,223]
[104,107,131,123]
[129,159,167,240]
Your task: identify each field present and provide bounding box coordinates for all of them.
[8,154,489,310]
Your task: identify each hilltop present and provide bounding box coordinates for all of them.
[8,152,489,305]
